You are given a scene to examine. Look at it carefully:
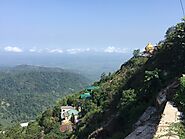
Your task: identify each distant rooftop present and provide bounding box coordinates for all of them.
[67,109,79,115]
[86,86,99,90]
[61,106,75,110]
[20,122,29,127]
[80,93,91,99]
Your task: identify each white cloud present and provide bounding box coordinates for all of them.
[66,48,90,54]
[104,46,127,53]
[29,47,43,53]
[28,47,128,54]
[29,47,63,53]
[4,46,23,53]
[29,48,37,52]
[48,49,63,53]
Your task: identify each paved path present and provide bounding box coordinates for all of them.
[154,101,181,139]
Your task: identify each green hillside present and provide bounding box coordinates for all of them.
[0,19,185,139]
[0,65,90,126]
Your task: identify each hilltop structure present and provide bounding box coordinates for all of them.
[142,43,158,56]
[60,106,79,132]
[79,86,99,99]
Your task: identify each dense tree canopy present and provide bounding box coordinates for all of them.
[0,65,90,127]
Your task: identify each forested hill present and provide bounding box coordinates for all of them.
[1,20,185,139]
[0,65,90,126]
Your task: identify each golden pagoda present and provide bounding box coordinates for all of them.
[145,43,154,54]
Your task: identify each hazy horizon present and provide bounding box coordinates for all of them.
[0,53,131,80]
[0,0,184,80]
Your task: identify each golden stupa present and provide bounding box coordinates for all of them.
[145,43,154,53]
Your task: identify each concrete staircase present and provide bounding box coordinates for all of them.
[154,101,181,139]
[125,80,182,139]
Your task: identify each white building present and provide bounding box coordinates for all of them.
[61,106,75,119]
[20,122,29,127]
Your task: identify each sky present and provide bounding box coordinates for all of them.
[0,0,184,55]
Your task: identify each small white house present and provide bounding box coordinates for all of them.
[20,122,29,127]
[61,106,75,119]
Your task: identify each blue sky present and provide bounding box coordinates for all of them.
[0,0,184,54]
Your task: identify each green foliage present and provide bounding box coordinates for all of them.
[148,20,185,77]
[2,20,185,139]
[169,122,185,139]
[119,89,136,109]
[133,49,140,57]
[144,69,160,83]
[3,124,26,139]
[141,68,162,101]
[72,56,149,138]
[38,108,56,133]
[180,76,185,88]
[100,72,106,79]
[174,76,185,112]
[25,121,42,139]
[0,65,89,126]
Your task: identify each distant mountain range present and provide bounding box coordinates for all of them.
[0,65,90,126]
[0,53,131,80]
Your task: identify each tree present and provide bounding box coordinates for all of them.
[133,49,140,57]
[25,121,42,139]
[39,108,56,133]
[100,72,106,81]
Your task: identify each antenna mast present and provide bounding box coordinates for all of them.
[179,0,185,17]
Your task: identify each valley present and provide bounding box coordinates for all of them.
[0,65,90,127]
